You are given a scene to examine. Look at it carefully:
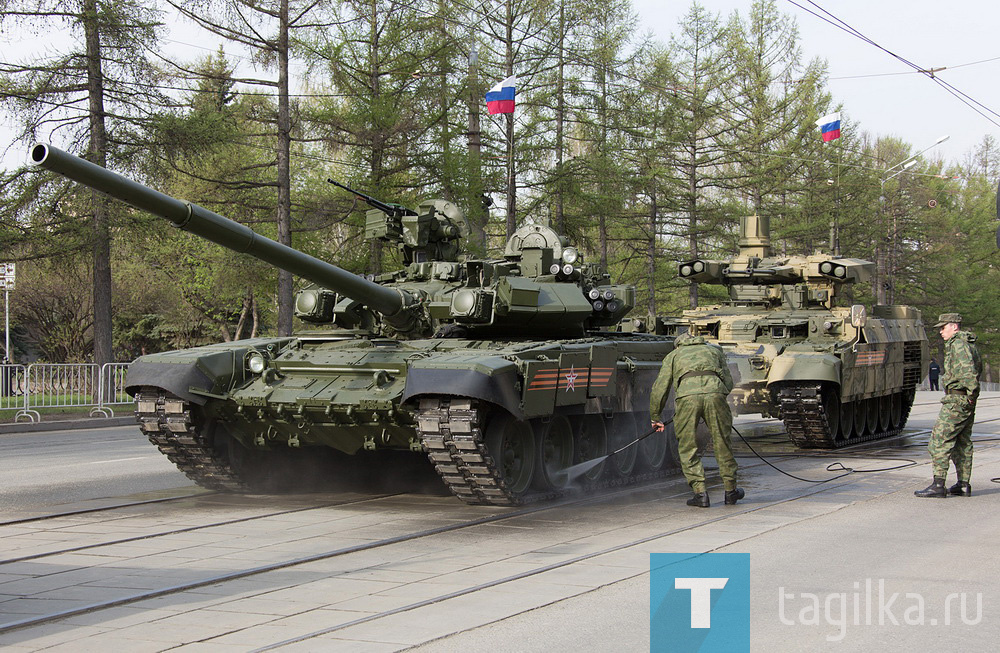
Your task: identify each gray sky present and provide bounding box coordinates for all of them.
[633,0,1000,166]
[2,0,998,170]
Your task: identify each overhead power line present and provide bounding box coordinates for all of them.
[785,0,1000,128]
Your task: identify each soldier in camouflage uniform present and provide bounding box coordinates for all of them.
[650,332,743,508]
[915,313,982,498]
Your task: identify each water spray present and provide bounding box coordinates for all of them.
[558,418,673,486]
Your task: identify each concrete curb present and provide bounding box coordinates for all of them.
[0,416,135,435]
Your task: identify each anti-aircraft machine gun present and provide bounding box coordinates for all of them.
[29,143,678,504]
[658,214,928,448]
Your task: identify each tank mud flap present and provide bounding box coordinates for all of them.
[402,366,524,420]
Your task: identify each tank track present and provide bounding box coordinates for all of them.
[134,388,247,492]
[416,396,669,506]
[134,390,673,503]
[777,383,915,448]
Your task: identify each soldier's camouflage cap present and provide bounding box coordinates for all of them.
[934,312,962,328]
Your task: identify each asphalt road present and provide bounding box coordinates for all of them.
[0,426,193,519]
[2,393,1000,651]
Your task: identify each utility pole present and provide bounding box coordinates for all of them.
[1,263,14,363]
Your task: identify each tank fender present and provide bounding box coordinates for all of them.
[766,350,841,387]
[125,337,295,405]
[401,357,524,420]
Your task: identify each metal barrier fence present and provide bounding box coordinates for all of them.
[0,364,28,415]
[0,362,131,423]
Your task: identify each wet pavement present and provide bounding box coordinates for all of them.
[0,391,997,651]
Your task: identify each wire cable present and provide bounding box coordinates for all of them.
[731,424,918,483]
[785,0,1000,128]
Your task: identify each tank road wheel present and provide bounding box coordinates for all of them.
[890,392,904,429]
[420,399,536,505]
[878,395,893,432]
[821,388,843,442]
[838,400,855,441]
[864,397,879,435]
[484,412,536,498]
[852,400,867,437]
[572,414,608,482]
[607,412,639,478]
[900,388,916,425]
[533,414,575,490]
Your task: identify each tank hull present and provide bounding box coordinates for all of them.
[663,304,928,447]
[129,334,677,504]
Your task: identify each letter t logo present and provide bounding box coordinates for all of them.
[675,577,729,628]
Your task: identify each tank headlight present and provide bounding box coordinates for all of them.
[295,291,317,314]
[451,289,478,316]
[562,247,579,264]
[247,352,267,374]
[819,261,833,274]
[294,288,336,323]
[680,265,693,277]
[549,263,562,275]
[833,265,846,278]
[692,261,705,273]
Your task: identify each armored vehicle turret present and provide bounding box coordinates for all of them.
[658,214,928,447]
[30,143,677,504]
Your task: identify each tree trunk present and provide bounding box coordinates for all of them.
[466,46,487,252]
[555,1,565,234]
[647,185,657,316]
[276,0,294,335]
[687,143,699,309]
[504,0,516,238]
[83,0,113,366]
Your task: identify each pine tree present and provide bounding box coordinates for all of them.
[0,0,164,365]
[165,0,336,335]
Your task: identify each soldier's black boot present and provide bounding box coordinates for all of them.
[724,488,745,505]
[949,481,972,497]
[686,493,710,508]
[914,477,948,498]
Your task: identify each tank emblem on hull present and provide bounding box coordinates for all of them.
[564,366,579,391]
[526,366,614,392]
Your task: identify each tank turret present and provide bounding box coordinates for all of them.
[676,214,873,309]
[31,144,633,340]
[661,213,927,449]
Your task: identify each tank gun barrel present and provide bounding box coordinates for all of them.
[30,144,417,327]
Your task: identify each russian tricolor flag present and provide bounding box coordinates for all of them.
[486,75,517,115]
[816,112,841,142]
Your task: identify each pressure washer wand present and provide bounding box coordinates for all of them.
[559,417,674,484]
[610,425,662,456]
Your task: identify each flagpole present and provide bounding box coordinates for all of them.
[485,75,518,239]
[816,112,842,256]
[505,111,515,239]
[835,136,841,256]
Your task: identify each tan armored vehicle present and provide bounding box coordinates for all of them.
[658,214,928,447]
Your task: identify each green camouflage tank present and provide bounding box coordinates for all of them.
[30,143,677,505]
